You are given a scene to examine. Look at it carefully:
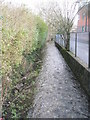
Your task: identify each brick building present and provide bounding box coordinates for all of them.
[77,2,90,32]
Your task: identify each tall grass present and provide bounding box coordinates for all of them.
[2,4,48,118]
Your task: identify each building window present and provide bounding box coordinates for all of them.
[82,13,85,20]
[78,15,80,20]
[82,26,84,32]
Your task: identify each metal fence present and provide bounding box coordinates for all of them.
[70,32,90,67]
[55,34,65,48]
[55,33,90,68]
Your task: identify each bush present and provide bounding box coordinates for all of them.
[1,4,48,118]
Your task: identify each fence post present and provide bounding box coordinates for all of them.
[75,33,77,57]
[89,32,90,68]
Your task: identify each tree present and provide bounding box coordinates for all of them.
[39,0,78,50]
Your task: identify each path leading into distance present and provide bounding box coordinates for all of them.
[28,42,89,118]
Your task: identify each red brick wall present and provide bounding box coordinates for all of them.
[77,4,89,32]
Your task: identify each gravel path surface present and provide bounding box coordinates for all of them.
[28,42,89,118]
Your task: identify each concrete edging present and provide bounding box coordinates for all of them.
[55,42,90,97]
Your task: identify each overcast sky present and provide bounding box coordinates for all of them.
[3,0,76,13]
[3,0,90,12]
[3,0,89,26]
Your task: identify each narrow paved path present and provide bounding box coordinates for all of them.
[28,42,89,118]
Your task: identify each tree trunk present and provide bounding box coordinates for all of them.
[65,32,70,51]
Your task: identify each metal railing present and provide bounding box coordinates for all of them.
[70,32,90,68]
[55,34,65,48]
[55,33,90,68]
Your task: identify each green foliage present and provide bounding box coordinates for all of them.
[32,16,48,51]
[2,4,48,118]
